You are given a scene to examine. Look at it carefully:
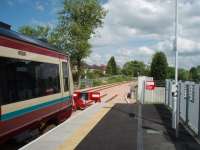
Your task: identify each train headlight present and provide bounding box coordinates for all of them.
[73,93,78,97]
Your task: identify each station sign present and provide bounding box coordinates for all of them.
[145,81,155,90]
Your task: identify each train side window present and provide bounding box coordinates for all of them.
[62,62,69,92]
[0,57,61,105]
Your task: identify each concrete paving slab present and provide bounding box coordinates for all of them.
[75,104,138,150]
[74,104,200,150]
[142,104,200,150]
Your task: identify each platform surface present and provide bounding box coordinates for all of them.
[21,103,200,150]
[68,104,200,150]
[19,83,133,150]
[19,82,200,150]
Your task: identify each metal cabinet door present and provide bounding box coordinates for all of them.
[188,84,199,134]
[179,83,187,122]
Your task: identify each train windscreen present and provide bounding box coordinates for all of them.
[0,57,61,105]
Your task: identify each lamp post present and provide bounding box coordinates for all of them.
[172,0,179,138]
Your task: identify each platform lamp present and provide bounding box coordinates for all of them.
[172,0,180,138]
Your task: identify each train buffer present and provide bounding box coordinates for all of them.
[19,96,200,149]
[72,91,101,110]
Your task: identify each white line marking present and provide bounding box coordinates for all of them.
[137,103,143,150]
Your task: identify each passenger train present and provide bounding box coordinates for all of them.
[0,22,74,143]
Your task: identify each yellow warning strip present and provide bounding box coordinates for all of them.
[57,103,114,150]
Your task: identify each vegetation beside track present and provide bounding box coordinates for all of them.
[93,75,133,86]
[78,75,134,89]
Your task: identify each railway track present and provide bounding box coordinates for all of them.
[80,81,130,92]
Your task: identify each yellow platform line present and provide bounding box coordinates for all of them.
[57,103,114,150]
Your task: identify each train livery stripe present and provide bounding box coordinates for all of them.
[0,36,67,60]
[1,96,71,121]
[1,93,64,114]
[0,45,60,65]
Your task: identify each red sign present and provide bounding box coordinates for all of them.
[90,92,101,102]
[145,81,155,90]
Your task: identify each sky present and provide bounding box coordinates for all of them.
[0,0,200,69]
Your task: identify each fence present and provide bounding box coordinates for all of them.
[137,78,165,104]
[144,86,165,104]
[78,79,93,89]
[165,80,200,135]
[137,76,153,103]
[137,78,200,136]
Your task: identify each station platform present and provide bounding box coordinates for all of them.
[19,83,200,150]
[73,104,200,150]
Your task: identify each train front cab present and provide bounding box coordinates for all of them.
[0,29,74,143]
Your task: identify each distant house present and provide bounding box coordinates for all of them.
[84,63,107,74]
[99,64,106,74]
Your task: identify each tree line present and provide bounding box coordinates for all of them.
[105,56,148,77]
[105,52,200,82]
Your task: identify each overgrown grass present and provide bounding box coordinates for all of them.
[93,79,103,86]
[107,75,132,84]
[92,75,133,87]
[77,75,134,89]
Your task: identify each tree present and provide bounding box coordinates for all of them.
[144,65,150,76]
[116,65,122,75]
[178,68,189,81]
[86,69,104,79]
[122,61,133,76]
[55,0,106,80]
[196,66,200,82]
[122,60,146,77]
[106,56,117,75]
[189,67,199,82]
[166,66,175,79]
[19,25,50,40]
[167,66,189,81]
[150,52,168,80]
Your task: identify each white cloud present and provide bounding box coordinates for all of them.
[87,0,200,69]
[86,53,104,65]
[36,2,44,12]
[179,38,200,53]
[139,47,154,55]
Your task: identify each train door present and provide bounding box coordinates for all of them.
[61,60,69,97]
[60,58,74,98]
